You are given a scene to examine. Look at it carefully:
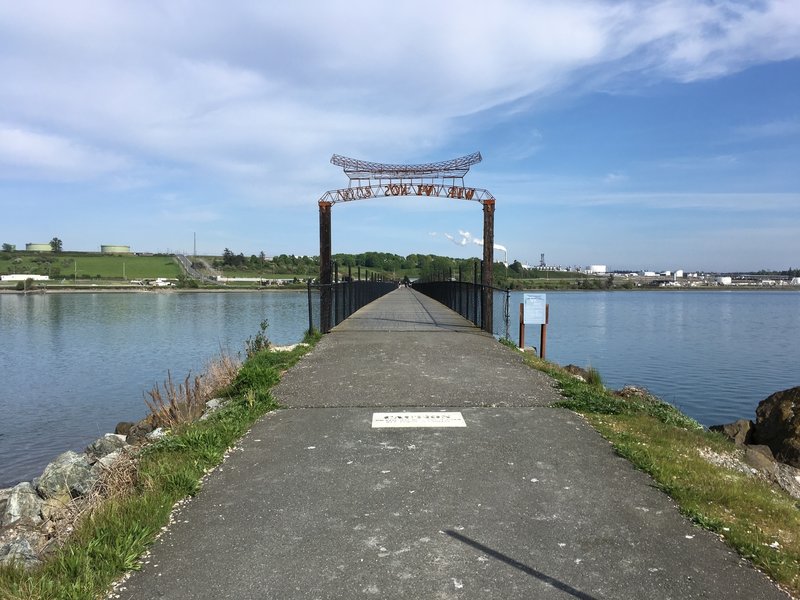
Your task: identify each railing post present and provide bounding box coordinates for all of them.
[505,288,510,340]
[348,265,353,317]
[334,261,339,326]
[473,260,479,326]
[458,264,463,317]
[307,279,314,333]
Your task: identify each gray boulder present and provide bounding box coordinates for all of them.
[743,445,800,499]
[91,450,122,476]
[35,451,97,500]
[0,537,42,570]
[773,463,800,499]
[0,487,10,518]
[200,398,226,421]
[85,433,128,463]
[146,427,167,441]
[753,386,800,468]
[710,419,754,446]
[126,417,157,444]
[2,482,43,526]
[563,364,589,381]
[114,421,135,436]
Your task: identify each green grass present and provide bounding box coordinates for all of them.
[520,352,800,595]
[0,252,181,280]
[0,336,316,600]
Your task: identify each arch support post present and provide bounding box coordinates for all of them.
[319,201,333,333]
[481,199,495,333]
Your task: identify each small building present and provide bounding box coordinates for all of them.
[101,244,131,254]
[588,265,607,274]
[790,277,800,286]
[716,276,732,286]
[0,274,50,281]
[25,243,52,252]
[674,270,684,278]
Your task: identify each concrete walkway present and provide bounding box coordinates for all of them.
[118,288,787,599]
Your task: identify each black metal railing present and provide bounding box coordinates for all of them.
[413,275,510,338]
[307,264,396,333]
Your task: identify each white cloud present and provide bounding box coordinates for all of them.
[0,124,127,180]
[0,0,797,189]
[603,172,628,184]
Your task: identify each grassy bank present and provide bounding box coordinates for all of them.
[0,330,320,600]
[518,351,800,596]
[0,252,182,281]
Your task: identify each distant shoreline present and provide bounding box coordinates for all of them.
[0,286,308,294]
[1,285,797,295]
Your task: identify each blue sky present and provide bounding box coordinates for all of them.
[1,1,798,272]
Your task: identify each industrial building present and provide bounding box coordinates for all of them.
[100,244,132,254]
[25,243,52,252]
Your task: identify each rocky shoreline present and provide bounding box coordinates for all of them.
[0,398,228,570]
[708,386,800,499]
[562,364,800,501]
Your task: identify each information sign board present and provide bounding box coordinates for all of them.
[523,293,547,325]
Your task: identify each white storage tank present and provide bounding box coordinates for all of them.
[25,243,52,252]
[101,245,131,254]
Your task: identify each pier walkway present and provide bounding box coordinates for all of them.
[119,288,786,599]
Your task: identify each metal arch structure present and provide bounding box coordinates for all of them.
[320,151,493,205]
[320,182,495,205]
[318,152,496,334]
[331,151,482,182]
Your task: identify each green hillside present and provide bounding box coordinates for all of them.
[0,252,181,280]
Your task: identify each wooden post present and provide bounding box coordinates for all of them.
[319,201,332,333]
[518,302,525,349]
[540,304,549,359]
[481,200,495,333]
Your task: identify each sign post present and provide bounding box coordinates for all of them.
[521,293,549,358]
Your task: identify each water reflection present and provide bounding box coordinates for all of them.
[0,291,313,487]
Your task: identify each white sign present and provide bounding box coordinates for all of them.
[523,293,547,325]
[372,412,467,428]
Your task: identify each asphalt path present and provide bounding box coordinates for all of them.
[117,288,788,599]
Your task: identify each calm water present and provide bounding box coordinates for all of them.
[0,291,315,488]
[1,289,799,488]
[500,290,800,428]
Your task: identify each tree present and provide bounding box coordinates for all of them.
[1,243,14,252]
[50,237,63,253]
